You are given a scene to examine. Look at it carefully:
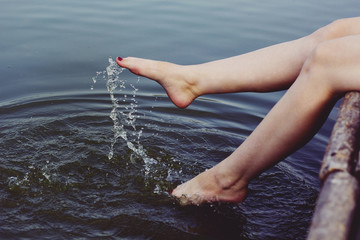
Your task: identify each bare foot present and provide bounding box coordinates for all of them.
[171,165,248,206]
[116,56,200,109]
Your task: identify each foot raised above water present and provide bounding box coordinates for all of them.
[116,56,200,109]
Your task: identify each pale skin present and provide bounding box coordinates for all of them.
[116,17,360,205]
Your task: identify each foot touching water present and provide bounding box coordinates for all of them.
[171,165,248,206]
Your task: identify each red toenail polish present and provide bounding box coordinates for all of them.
[116,56,123,61]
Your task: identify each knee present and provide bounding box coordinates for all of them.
[302,41,335,76]
[300,39,351,97]
[300,40,342,91]
[301,18,353,77]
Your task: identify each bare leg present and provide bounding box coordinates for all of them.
[115,18,360,205]
[116,17,360,108]
[171,34,360,205]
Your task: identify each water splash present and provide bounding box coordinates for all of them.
[92,57,158,179]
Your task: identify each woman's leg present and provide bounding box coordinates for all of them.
[115,18,360,204]
[116,17,360,108]
[171,34,360,205]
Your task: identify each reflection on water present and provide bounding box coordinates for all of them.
[1,0,358,239]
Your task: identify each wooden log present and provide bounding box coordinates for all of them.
[307,92,360,240]
[319,92,360,180]
[307,171,359,240]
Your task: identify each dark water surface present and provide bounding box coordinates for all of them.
[1,0,359,239]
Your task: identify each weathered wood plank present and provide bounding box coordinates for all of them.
[307,92,360,240]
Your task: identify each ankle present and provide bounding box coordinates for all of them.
[183,65,207,96]
[212,166,249,202]
[215,169,247,189]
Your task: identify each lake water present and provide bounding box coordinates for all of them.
[1,0,359,239]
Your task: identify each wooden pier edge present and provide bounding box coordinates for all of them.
[307,92,360,240]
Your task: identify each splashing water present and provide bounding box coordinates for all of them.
[92,57,158,177]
